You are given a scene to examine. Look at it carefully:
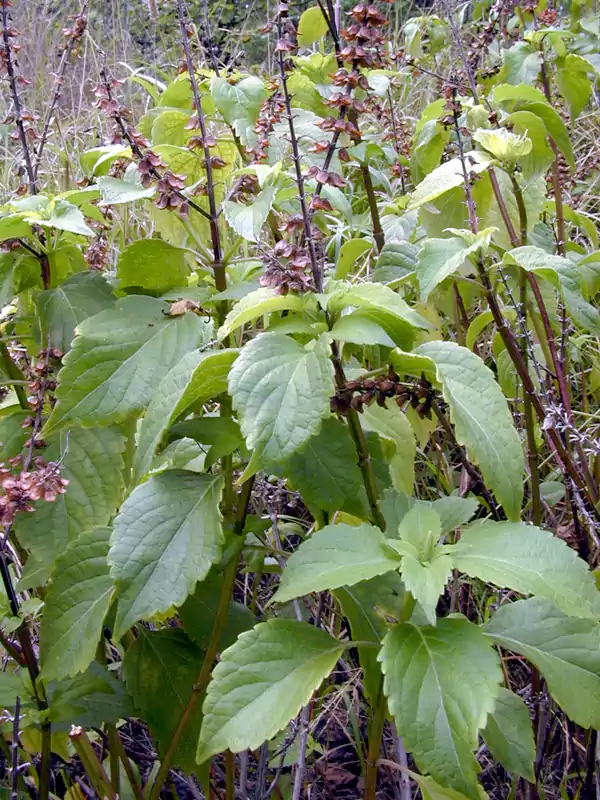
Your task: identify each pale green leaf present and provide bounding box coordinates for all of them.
[274,523,400,604]
[381,490,479,537]
[198,619,343,761]
[380,617,502,797]
[297,6,329,45]
[453,520,600,619]
[282,417,369,518]
[40,527,114,681]
[335,238,372,279]
[222,186,276,243]
[109,470,224,638]
[0,408,29,459]
[16,427,125,588]
[407,152,493,211]
[25,199,94,237]
[35,272,116,354]
[485,598,600,728]
[416,341,524,520]
[43,296,211,436]
[556,55,592,120]
[229,332,334,475]
[117,240,189,295]
[360,400,416,494]
[416,230,493,301]
[123,628,204,773]
[400,552,452,625]
[330,312,397,347]
[96,174,155,205]
[500,42,541,85]
[472,128,532,164]
[211,75,267,146]
[218,288,305,341]
[133,349,238,484]
[482,688,535,781]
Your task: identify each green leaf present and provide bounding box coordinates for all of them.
[500,42,541,84]
[211,75,267,146]
[335,239,372,279]
[123,628,204,773]
[482,688,535,781]
[229,333,334,476]
[117,240,189,295]
[381,491,479,537]
[485,598,600,728]
[453,520,600,619]
[152,109,193,146]
[334,572,407,702]
[273,523,401,604]
[0,408,30,459]
[282,417,369,518]
[556,55,592,120]
[407,152,493,211]
[415,230,493,301]
[223,186,276,243]
[133,349,238,484]
[47,662,133,729]
[198,619,343,761]
[218,288,305,341]
[415,341,524,520]
[40,527,114,681]
[43,296,210,436]
[0,212,33,241]
[27,199,94,237]
[169,417,243,469]
[326,282,430,338]
[503,111,553,180]
[297,6,329,46]
[472,128,532,164]
[96,174,155,205]
[330,312,397,347]
[380,617,502,797]
[16,427,125,588]
[109,470,224,638]
[35,272,116,354]
[0,670,33,711]
[360,400,416,494]
[179,571,255,652]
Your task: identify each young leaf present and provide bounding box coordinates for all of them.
[40,527,114,682]
[407,151,494,211]
[218,288,305,341]
[472,128,532,164]
[415,341,524,520]
[485,598,600,728]
[16,427,125,589]
[222,186,276,243]
[123,628,204,773]
[273,523,401,604]
[109,470,224,639]
[43,297,211,436]
[381,489,479,537]
[297,6,329,46]
[229,332,334,476]
[197,619,343,761]
[482,688,535,782]
[452,520,600,619]
[35,272,116,354]
[399,551,452,625]
[116,240,189,295]
[360,400,417,495]
[282,417,369,518]
[380,617,502,797]
[133,349,238,484]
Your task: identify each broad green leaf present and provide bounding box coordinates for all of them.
[407,152,493,211]
[80,144,131,176]
[399,551,452,625]
[482,688,535,781]
[43,296,210,436]
[0,212,33,241]
[197,619,343,761]
[273,523,401,603]
[282,417,369,518]
[503,111,553,180]
[360,400,416,494]
[0,670,33,711]
[414,774,484,800]
[169,417,243,469]
[47,244,87,287]
[229,332,334,476]
[109,470,224,638]
[334,571,408,702]
[372,240,418,285]
[40,527,114,681]
[16,427,125,588]
[0,407,30,459]
[472,128,532,165]
[556,55,592,120]
[218,288,305,341]
[330,312,397,347]
[411,118,451,184]
[211,75,267,146]
[47,662,133,729]
[23,199,94,237]
[453,520,600,619]
[485,598,600,728]
[415,230,492,301]
[133,349,238,484]
[415,341,524,520]
[381,490,479,537]
[123,628,204,773]
[96,174,155,205]
[152,109,193,146]
[222,186,276,243]
[380,617,502,797]
[297,6,329,45]
[35,272,116,353]
[116,240,189,295]
[179,571,255,653]
[335,239,372,279]
[500,42,541,84]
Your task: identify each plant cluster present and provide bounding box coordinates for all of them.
[0,0,599,798]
